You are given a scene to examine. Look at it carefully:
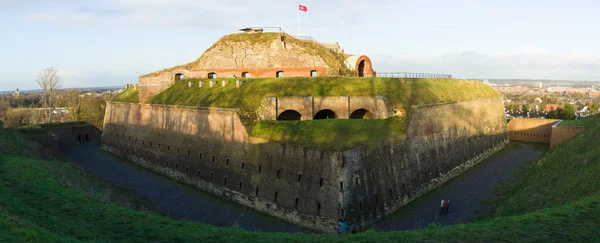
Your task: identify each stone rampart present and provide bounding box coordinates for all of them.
[101,97,508,232]
[549,122,586,149]
[261,96,392,120]
[507,118,558,143]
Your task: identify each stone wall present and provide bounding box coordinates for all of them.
[549,122,586,149]
[507,118,558,143]
[261,96,393,120]
[102,97,508,232]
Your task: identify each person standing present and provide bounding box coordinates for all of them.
[440,199,445,215]
[338,218,349,234]
[442,200,449,215]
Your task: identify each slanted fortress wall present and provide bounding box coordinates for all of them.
[101,97,508,232]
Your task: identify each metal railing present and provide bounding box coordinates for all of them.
[361,72,453,78]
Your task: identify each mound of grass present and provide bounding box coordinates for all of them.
[486,115,600,219]
[559,115,595,127]
[13,125,52,137]
[1,128,599,241]
[111,88,139,103]
[148,77,498,112]
[251,117,406,151]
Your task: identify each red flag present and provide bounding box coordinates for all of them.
[299,4,307,12]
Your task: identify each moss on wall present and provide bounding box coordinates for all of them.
[111,88,139,103]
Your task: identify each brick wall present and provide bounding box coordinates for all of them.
[507,118,559,143]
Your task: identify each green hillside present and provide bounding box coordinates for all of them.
[2,120,600,241]
[111,87,138,103]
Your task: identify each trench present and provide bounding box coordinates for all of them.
[63,141,544,233]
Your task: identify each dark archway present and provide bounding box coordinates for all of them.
[358,60,365,77]
[276,71,284,78]
[175,73,184,81]
[208,72,217,79]
[349,109,374,119]
[314,109,338,119]
[242,72,251,78]
[277,110,302,121]
[310,70,318,77]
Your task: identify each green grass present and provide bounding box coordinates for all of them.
[13,125,53,137]
[485,115,600,220]
[559,115,595,127]
[251,117,406,151]
[111,88,139,103]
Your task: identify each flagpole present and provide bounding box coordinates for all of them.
[297,2,300,37]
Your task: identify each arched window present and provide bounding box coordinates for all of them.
[314,109,338,119]
[276,71,284,78]
[175,73,184,81]
[277,110,302,120]
[349,109,374,119]
[208,72,217,79]
[242,72,251,78]
[310,70,318,77]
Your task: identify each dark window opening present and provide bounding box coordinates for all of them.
[313,109,338,119]
[175,164,178,170]
[224,176,228,186]
[358,60,365,77]
[340,182,344,191]
[317,202,321,216]
[208,72,217,79]
[389,188,393,197]
[186,166,189,174]
[226,158,229,166]
[142,140,145,145]
[167,145,170,152]
[386,166,390,174]
[320,178,324,187]
[372,171,375,180]
[258,165,262,174]
[241,162,245,170]
[210,172,214,181]
[341,209,345,217]
[403,183,406,191]
[212,155,215,163]
[242,72,251,78]
[187,150,191,157]
[274,191,278,202]
[135,137,137,143]
[199,152,202,160]
[255,187,259,197]
[297,173,302,182]
[277,110,302,121]
[310,70,318,77]
[276,71,284,78]
[158,143,161,149]
[166,161,169,167]
[150,141,153,147]
[239,181,243,190]
[349,109,374,119]
[197,170,201,177]
[277,170,281,179]
[355,176,359,185]
[359,201,363,210]
[295,197,299,208]
[177,148,180,155]
[148,155,151,161]
[156,158,160,164]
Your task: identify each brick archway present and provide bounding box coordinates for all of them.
[354,56,374,77]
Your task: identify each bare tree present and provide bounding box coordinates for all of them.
[36,67,63,122]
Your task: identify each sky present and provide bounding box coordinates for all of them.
[1,0,600,91]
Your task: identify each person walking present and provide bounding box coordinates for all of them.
[442,199,449,215]
[440,199,445,215]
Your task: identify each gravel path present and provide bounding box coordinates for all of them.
[374,143,545,231]
[64,142,543,233]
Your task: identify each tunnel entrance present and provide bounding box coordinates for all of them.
[313,109,338,120]
[358,60,365,77]
[175,73,184,81]
[277,110,302,121]
[349,109,374,119]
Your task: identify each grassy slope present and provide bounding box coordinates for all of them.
[559,115,595,127]
[148,78,499,150]
[487,115,600,219]
[111,88,139,103]
[1,128,600,242]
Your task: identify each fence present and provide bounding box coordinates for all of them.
[361,72,452,78]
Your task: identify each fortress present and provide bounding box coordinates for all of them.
[102,30,508,232]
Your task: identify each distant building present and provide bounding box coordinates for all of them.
[535,82,542,88]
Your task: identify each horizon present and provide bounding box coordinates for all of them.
[2,0,600,90]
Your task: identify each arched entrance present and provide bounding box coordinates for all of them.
[277,110,302,120]
[208,72,217,79]
[175,73,184,81]
[358,60,365,77]
[349,109,374,119]
[314,109,338,120]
